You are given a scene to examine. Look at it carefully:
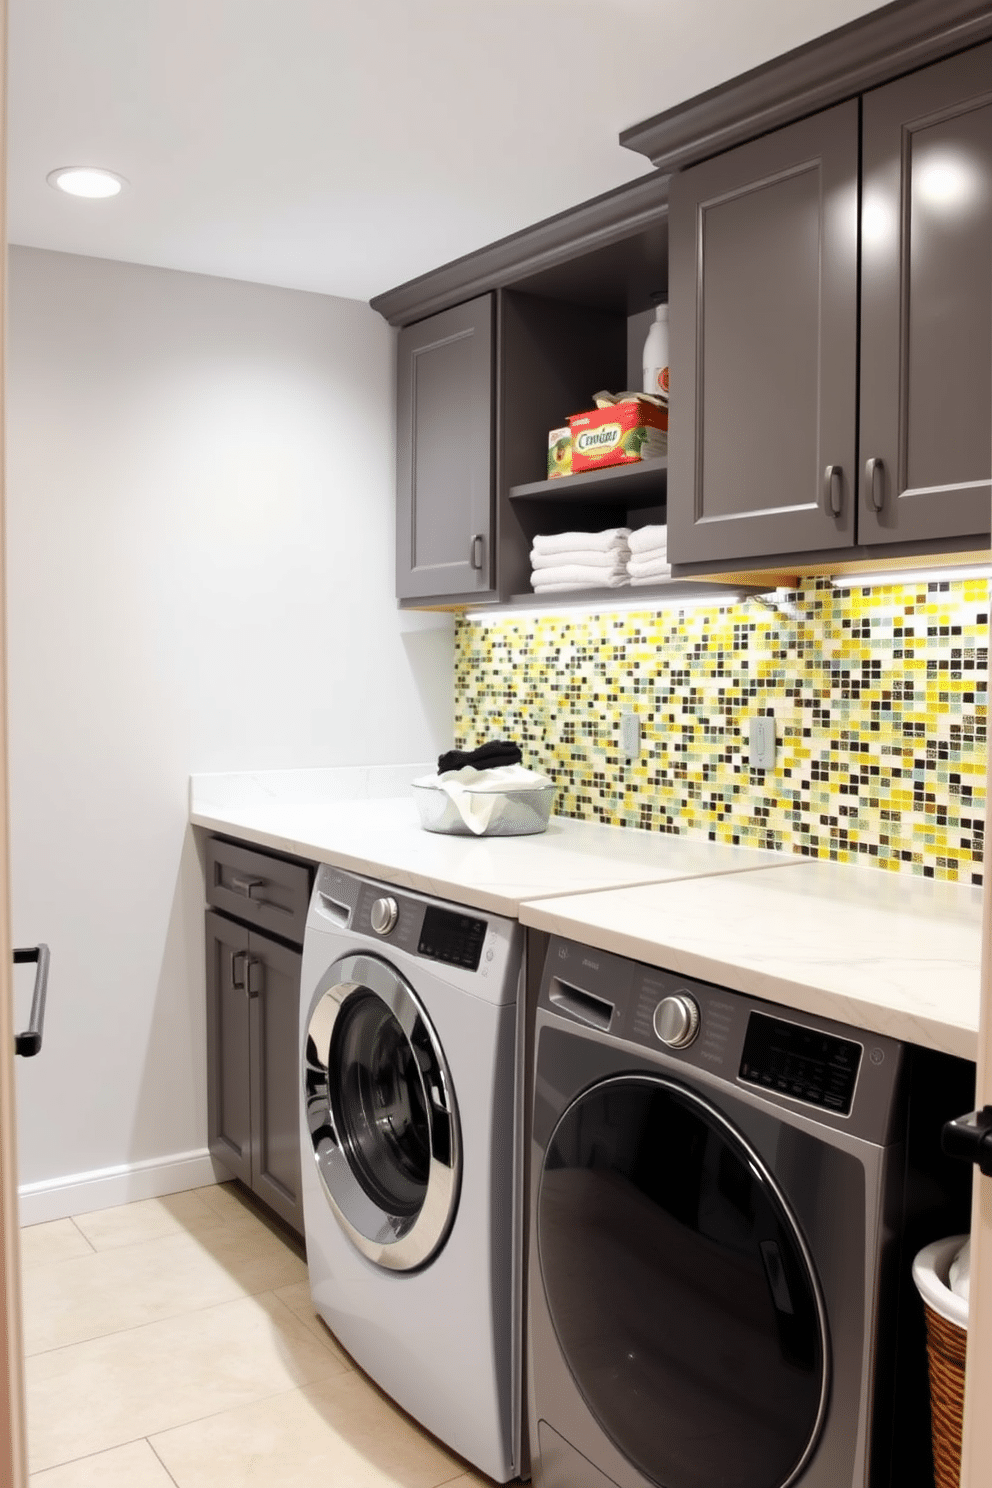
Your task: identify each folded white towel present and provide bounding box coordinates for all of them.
[531,545,630,570]
[533,578,632,593]
[628,525,669,556]
[627,553,671,579]
[532,528,631,556]
[533,563,629,589]
[630,569,672,585]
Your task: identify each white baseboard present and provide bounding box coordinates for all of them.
[17,1149,234,1226]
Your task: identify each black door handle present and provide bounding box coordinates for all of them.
[14,944,50,1057]
[942,1106,992,1175]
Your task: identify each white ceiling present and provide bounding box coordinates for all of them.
[9,0,890,305]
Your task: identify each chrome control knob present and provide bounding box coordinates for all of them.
[370,896,399,936]
[653,993,700,1049]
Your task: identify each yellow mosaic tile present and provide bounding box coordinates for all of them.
[453,577,989,884]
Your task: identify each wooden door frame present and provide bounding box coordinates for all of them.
[957,229,992,1486]
[961,916,992,1482]
[960,621,992,1459]
[0,0,29,1477]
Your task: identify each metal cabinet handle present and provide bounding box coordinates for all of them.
[822,464,843,517]
[14,944,50,1058]
[231,949,248,992]
[865,456,885,513]
[230,875,264,900]
[470,533,485,570]
[246,957,263,1000]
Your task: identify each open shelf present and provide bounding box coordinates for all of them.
[509,456,668,507]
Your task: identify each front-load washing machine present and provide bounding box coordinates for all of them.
[299,864,525,1482]
[528,937,914,1488]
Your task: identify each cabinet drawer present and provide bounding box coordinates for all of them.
[205,838,312,945]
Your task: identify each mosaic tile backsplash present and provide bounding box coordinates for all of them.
[453,577,989,883]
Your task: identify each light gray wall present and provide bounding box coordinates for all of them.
[5,246,453,1196]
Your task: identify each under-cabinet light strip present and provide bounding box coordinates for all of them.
[467,590,749,624]
[831,563,992,589]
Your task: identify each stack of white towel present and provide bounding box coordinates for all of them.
[530,528,631,593]
[627,525,670,584]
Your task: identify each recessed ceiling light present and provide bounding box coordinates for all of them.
[46,167,127,199]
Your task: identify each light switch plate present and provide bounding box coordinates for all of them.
[748,714,776,771]
[620,711,641,760]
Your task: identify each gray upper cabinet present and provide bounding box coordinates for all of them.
[668,40,992,571]
[859,41,992,547]
[668,102,860,566]
[396,293,495,601]
[379,12,992,593]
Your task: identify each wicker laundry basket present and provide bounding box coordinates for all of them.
[913,1235,969,1488]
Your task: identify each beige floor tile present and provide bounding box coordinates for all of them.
[192,1180,240,1219]
[26,1289,348,1473]
[150,1369,467,1488]
[193,1181,272,1231]
[70,1190,230,1251]
[272,1280,354,1366]
[23,1216,307,1354]
[29,1437,176,1486]
[436,1475,507,1488]
[19,1219,93,1271]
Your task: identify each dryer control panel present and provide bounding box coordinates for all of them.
[740,1011,862,1116]
[540,936,904,1144]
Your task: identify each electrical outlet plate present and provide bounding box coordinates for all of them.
[748,715,776,771]
[620,711,641,760]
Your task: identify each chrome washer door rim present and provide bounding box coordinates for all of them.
[304,952,460,1271]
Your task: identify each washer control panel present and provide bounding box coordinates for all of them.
[370,896,398,936]
[307,866,520,999]
[417,905,487,971]
[653,993,700,1049]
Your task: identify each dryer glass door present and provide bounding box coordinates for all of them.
[538,1075,827,1488]
[304,953,460,1272]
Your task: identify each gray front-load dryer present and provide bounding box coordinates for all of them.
[299,865,526,1482]
[528,937,910,1488]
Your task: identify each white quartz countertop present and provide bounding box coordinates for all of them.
[190,792,789,916]
[520,860,983,1060]
[190,769,984,1058]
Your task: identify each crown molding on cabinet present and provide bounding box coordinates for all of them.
[620,0,992,172]
[369,171,670,328]
[372,1,992,330]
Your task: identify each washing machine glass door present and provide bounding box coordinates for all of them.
[304,952,460,1272]
[538,1075,827,1488]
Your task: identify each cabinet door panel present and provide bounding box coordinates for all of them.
[248,932,304,1237]
[669,101,858,564]
[860,41,992,545]
[396,294,494,599]
[205,911,252,1187]
[205,837,310,944]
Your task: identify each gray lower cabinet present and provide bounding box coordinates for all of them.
[668,100,860,566]
[669,41,992,568]
[859,40,992,547]
[396,292,495,601]
[205,910,304,1236]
